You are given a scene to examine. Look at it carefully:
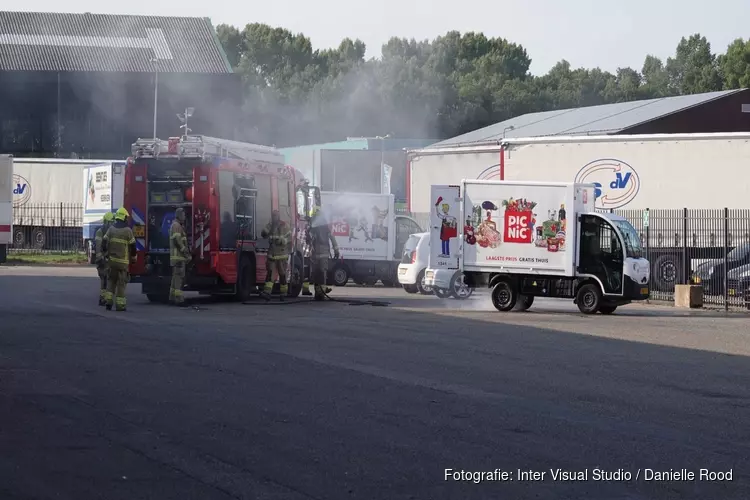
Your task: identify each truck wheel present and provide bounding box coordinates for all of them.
[288,259,303,298]
[434,288,451,299]
[31,228,45,249]
[576,283,602,314]
[450,272,473,300]
[332,265,349,286]
[491,279,517,312]
[599,304,618,314]
[652,254,683,291]
[513,294,534,311]
[236,257,256,302]
[403,284,418,294]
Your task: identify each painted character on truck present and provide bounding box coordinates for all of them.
[434,197,457,257]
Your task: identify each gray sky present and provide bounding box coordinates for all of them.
[13,0,750,75]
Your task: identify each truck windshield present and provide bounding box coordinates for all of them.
[612,220,643,258]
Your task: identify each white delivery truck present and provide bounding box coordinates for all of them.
[0,155,12,263]
[82,162,126,264]
[12,158,124,250]
[321,191,423,286]
[410,132,750,291]
[429,180,650,314]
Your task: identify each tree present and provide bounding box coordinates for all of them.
[718,38,750,89]
[215,24,743,146]
[666,34,722,94]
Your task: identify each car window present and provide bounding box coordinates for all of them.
[404,235,421,252]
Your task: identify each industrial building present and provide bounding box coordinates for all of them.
[0,10,241,158]
[432,88,750,147]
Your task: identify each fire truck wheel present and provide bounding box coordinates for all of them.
[236,257,256,302]
[146,293,170,304]
[332,265,350,286]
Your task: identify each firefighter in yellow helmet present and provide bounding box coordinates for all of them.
[101,207,136,311]
[169,208,191,306]
[95,211,115,306]
[302,204,338,300]
[260,209,291,301]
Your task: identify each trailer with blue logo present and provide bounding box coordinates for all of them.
[82,162,126,264]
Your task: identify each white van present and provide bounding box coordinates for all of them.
[397,232,432,295]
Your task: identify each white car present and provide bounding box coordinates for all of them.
[425,268,474,300]
[397,232,432,295]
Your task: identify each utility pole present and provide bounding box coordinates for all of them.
[151,57,159,138]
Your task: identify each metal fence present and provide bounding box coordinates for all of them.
[9,202,84,254]
[399,207,750,310]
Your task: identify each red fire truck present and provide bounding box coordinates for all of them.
[125,135,320,302]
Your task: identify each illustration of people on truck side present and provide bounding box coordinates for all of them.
[434,196,457,257]
[370,205,389,241]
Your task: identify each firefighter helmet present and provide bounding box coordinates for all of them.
[103,212,115,223]
[115,207,129,221]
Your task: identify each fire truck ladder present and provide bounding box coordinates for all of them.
[133,135,284,166]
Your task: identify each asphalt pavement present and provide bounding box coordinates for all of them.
[1,265,750,500]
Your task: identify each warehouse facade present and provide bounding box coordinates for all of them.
[432,88,750,147]
[0,11,241,158]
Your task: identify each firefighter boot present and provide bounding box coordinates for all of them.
[314,285,325,301]
[279,284,287,302]
[302,279,312,296]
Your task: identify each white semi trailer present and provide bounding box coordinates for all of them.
[12,158,123,250]
[408,132,750,290]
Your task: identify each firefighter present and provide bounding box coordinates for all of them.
[169,208,191,306]
[102,207,136,311]
[302,205,339,300]
[260,209,291,301]
[95,211,115,306]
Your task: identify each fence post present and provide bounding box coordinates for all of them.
[645,208,650,266]
[682,208,688,285]
[724,207,729,311]
[60,202,64,227]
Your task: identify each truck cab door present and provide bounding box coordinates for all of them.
[577,214,624,295]
[429,185,461,270]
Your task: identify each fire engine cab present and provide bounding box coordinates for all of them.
[125,135,320,302]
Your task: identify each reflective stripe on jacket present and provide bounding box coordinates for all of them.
[170,220,189,265]
[265,221,291,260]
[104,223,136,268]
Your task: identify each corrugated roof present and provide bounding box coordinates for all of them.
[432,89,746,147]
[0,11,233,73]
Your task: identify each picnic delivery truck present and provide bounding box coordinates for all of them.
[429,180,651,314]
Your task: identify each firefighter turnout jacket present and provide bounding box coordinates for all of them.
[169,219,190,265]
[264,220,292,260]
[102,220,137,269]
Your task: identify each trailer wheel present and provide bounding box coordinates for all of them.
[491,279,517,312]
[13,228,25,248]
[513,294,534,311]
[31,228,45,249]
[332,264,349,287]
[576,283,602,314]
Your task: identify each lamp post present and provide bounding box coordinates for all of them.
[502,125,515,138]
[151,56,159,138]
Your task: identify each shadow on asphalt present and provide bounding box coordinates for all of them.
[1,275,750,499]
